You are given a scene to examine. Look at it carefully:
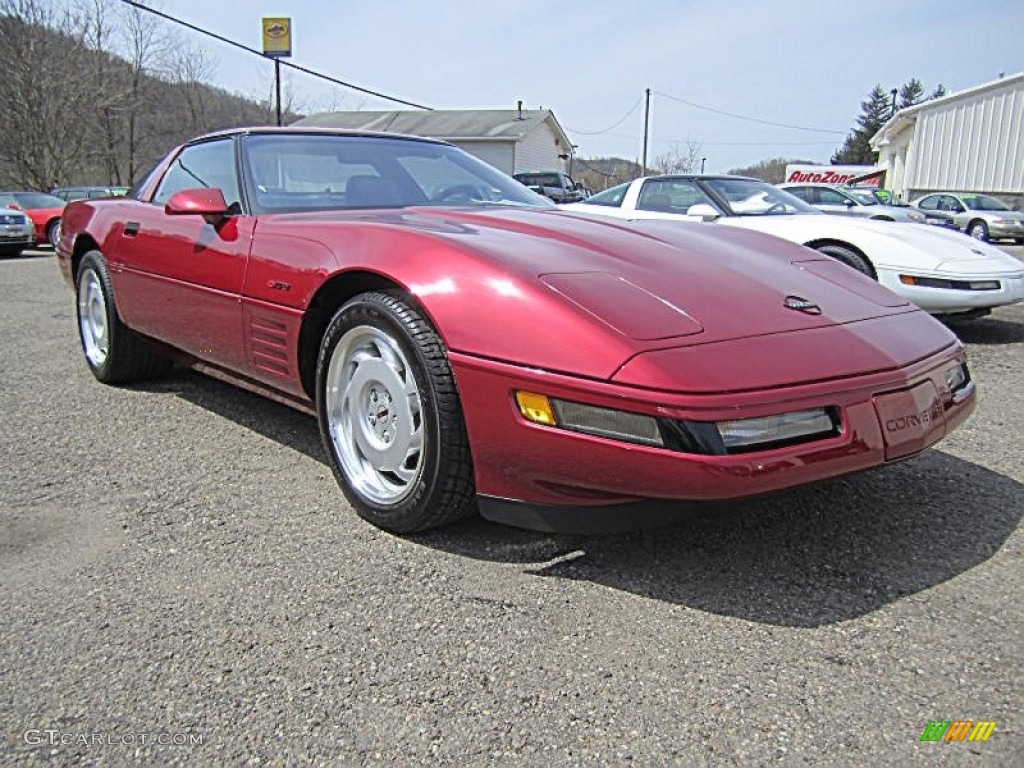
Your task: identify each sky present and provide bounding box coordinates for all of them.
[118,0,1022,172]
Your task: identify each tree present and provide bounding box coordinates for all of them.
[727,157,816,184]
[831,85,894,164]
[930,84,947,99]
[653,140,703,175]
[898,78,925,109]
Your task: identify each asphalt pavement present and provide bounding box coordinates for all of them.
[1,247,1022,766]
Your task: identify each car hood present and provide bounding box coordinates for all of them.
[975,209,1024,222]
[262,205,952,383]
[720,213,1021,273]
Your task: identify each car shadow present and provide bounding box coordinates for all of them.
[133,368,1022,629]
[944,315,1024,345]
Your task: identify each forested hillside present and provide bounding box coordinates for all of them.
[0,0,291,190]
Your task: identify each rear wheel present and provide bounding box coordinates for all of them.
[813,243,875,278]
[76,251,172,383]
[968,220,989,241]
[316,291,475,533]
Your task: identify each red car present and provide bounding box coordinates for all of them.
[0,191,65,247]
[58,128,976,533]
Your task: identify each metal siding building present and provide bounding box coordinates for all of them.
[871,73,1024,204]
[294,109,574,176]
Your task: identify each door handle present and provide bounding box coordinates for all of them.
[124,221,140,237]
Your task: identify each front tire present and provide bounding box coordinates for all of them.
[814,243,875,278]
[76,251,171,384]
[46,219,61,248]
[968,220,989,241]
[316,291,475,533]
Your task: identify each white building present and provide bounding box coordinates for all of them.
[295,108,574,176]
[870,73,1024,205]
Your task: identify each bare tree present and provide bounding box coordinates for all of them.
[653,140,703,175]
[0,0,100,188]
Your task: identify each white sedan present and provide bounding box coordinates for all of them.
[562,175,1024,318]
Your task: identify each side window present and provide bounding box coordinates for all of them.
[637,180,713,213]
[787,187,813,203]
[152,139,241,209]
[917,195,938,210]
[817,188,849,205]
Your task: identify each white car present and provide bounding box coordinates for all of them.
[562,175,1024,318]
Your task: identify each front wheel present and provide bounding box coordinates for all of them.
[814,243,875,278]
[316,292,475,533]
[46,219,61,248]
[968,220,989,241]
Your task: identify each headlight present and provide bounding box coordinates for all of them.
[515,391,840,454]
[516,392,664,447]
[716,409,837,451]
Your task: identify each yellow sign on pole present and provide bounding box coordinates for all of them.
[262,17,292,58]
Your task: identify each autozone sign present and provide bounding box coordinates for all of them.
[784,164,880,186]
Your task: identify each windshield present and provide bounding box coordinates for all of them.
[846,189,881,206]
[704,178,819,216]
[242,134,552,214]
[962,194,1010,212]
[11,192,65,209]
[514,173,561,188]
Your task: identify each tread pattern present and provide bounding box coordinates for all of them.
[317,291,476,533]
[77,251,172,384]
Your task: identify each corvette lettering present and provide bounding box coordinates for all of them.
[884,402,943,433]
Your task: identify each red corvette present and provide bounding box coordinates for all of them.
[58,128,976,533]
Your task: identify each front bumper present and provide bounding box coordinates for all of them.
[451,342,974,531]
[0,227,34,247]
[878,268,1024,314]
[986,220,1024,240]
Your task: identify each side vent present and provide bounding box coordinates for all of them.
[250,316,290,376]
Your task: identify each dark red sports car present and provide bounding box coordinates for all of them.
[0,191,65,247]
[58,128,976,533]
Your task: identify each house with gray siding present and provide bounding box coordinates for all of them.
[294,108,574,176]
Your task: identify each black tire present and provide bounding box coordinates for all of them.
[315,291,475,533]
[968,220,989,241]
[814,243,875,278]
[75,250,172,384]
[46,219,61,248]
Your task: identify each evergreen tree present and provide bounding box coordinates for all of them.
[831,85,891,164]
[899,78,925,109]
[929,84,947,99]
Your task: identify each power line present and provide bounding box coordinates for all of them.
[564,96,643,135]
[119,0,432,110]
[653,90,844,134]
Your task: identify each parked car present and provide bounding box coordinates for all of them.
[512,170,586,203]
[844,186,904,206]
[911,192,1024,243]
[562,175,1024,318]
[58,129,976,534]
[0,206,36,258]
[779,182,927,223]
[51,185,130,202]
[0,191,66,247]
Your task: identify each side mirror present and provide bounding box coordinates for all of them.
[165,188,229,220]
[686,203,721,222]
[844,199,856,207]
[7,203,20,210]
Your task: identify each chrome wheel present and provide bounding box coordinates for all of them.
[78,267,109,367]
[47,220,61,248]
[324,325,424,505]
[969,222,988,241]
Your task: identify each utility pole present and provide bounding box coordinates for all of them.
[275,59,282,126]
[641,87,651,176]
[701,157,706,174]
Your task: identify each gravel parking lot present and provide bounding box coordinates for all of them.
[2,247,1022,766]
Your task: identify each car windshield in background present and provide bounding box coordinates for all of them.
[962,194,1010,212]
[514,173,561,187]
[846,189,880,206]
[242,135,551,214]
[705,178,818,216]
[12,192,65,208]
